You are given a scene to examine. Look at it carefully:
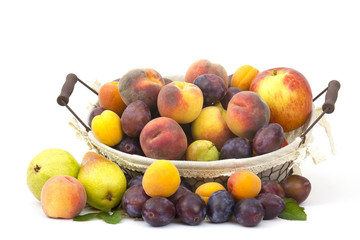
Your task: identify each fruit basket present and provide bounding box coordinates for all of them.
[57,73,340,189]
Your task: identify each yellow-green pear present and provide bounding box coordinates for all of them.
[185,140,220,161]
[26,148,80,200]
[77,152,127,211]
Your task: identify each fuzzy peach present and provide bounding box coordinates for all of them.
[185,59,229,87]
[41,175,86,219]
[157,81,203,124]
[91,110,123,147]
[118,68,164,109]
[226,91,270,140]
[191,105,234,150]
[140,117,187,160]
[98,81,127,116]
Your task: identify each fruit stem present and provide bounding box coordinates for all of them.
[34,165,41,173]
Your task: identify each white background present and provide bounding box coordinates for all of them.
[1,0,359,239]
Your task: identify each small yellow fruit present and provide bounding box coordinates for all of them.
[195,182,226,204]
[231,65,259,90]
[142,160,181,197]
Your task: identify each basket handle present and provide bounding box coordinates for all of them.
[57,73,98,132]
[300,80,341,141]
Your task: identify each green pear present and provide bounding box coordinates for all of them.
[185,140,220,161]
[27,148,80,200]
[77,152,127,211]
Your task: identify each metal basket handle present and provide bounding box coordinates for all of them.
[57,73,98,132]
[300,80,341,142]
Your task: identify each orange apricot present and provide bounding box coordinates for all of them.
[227,170,261,201]
[195,182,226,204]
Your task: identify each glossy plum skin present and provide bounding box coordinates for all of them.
[220,137,252,159]
[121,100,151,137]
[260,180,285,198]
[281,175,311,204]
[206,190,235,223]
[220,87,242,109]
[193,74,227,106]
[176,193,207,226]
[253,123,284,155]
[256,193,285,220]
[168,186,192,205]
[233,198,264,227]
[122,186,150,218]
[127,175,143,188]
[113,136,144,156]
[142,197,176,227]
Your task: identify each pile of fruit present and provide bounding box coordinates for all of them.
[90,59,313,161]
[27,59,314,226]
[27,149,310,226]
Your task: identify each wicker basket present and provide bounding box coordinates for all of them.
[58,73,340,189]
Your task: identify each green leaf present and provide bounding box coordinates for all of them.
[278,199,307,221]
[97,210,122,224]
[73,212,99,222]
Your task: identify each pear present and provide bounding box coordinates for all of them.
[77,152,127,211]
[27,148,80,200]
[185,140,220,161]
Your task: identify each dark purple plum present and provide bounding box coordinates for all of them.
[253,123,284,155]
[127,175,143,188]
[281,175,311,204]
[220,87,242,109]
[234,198,264,227]
[256,193,286,220]
[88,107,106,127]
[220,137,252,159]
[121,100,151,137]
[176,193,206,226]
[122,185,150,218]
[142,197,176,227]
[193,74,227,106]
[260,180,285,198]
[207,190,235,223]
[113,136,144,156]
[168,185,192,205]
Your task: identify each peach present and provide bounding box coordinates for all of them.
[91,110,123,147]
[157,81,203,124]
[226,91,270,140]
[227,170,261,201]
[191,105,234,150]
[118,68,164,109]
[140,117,187,160]
[185,59,229,87]
[41,175,86,219]
[98,81,127,116]
[249,67,313,132]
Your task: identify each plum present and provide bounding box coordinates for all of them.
[253,123,284,155]
[142,197,175,227]
[113,136,144,156]
[256,193,285,220]
[193,74,227,106]
[234,198,264,227]
[281,175,311,204]
[122,185,150,218]
[220,137,252,159]
[220,87,242,109]
[121,100,151,137]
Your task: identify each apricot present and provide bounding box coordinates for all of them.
[157,81,203,124]
[118,68,164,109]
[227,170,261,201]
[91,110,123,147]
[41,175,86,219]
[231,65,259,91]
[195,182,226,204]
[226,91,270,140]
[191,105,234,150]
[142,160,181,197]
[185,59,229,87]
[98,81,127,116]
[140,117,187,160]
